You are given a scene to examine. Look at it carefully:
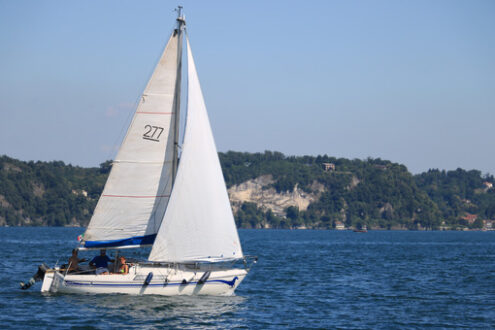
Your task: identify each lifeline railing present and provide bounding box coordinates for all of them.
[58,255,258,276]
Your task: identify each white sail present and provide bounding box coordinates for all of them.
[148,37,243,262]
[82,31,181,249]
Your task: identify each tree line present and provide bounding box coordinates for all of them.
[1,152,494,230]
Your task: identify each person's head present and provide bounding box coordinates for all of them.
[72,249,78,256]
[119,256,126,263]
[100,249,106,256]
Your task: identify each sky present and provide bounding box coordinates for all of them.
[0,0,494,175]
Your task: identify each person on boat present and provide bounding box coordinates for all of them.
[68,249,87,273]
[89,249,114,275]
[115,255,129,275]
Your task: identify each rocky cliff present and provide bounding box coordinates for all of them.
[228,175,325,217]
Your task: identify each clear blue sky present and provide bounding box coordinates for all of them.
[1,0,494,174]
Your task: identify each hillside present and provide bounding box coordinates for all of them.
[0,156,109,226]
[1,152,494,230]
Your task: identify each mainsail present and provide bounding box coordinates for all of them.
[82,30,182,249]
[148,37,243,262]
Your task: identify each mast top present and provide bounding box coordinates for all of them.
[175,6,186,29]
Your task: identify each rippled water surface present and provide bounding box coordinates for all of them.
[1,228,494,329]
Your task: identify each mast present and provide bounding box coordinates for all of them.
[172,6,186,184]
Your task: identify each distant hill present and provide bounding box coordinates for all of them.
[1,152,494,230]
[0,156,110,226]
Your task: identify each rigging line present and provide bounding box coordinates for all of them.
[103,21,180,164]
[149,174,172,232]
[180,29,190,152]
[149,24,186,237]
[104,90,140,164]
[147,20,186,234]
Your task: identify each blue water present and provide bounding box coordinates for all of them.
[0,228,494,329]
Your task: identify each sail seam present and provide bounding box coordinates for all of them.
[102,194,170,198]
[142,92,174,96]
[113,160,173,164]
[136,111,173,115]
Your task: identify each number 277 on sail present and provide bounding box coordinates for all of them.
[143,125,164,142]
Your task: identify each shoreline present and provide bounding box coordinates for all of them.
[1,225,494,232]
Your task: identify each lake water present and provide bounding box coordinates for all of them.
[0,228,494,329]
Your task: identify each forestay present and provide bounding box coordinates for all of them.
[148,37,243,262]
[82,32,181,249]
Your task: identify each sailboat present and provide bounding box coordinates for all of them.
[39,8,255,296]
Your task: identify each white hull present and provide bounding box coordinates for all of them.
[41,264,247,296]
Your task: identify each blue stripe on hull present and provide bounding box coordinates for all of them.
[83,234,156,248]
[64,277,238,288]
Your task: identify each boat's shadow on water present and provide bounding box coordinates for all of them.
[52,293,246,328]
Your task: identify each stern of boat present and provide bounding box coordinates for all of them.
[41,269,63,293]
